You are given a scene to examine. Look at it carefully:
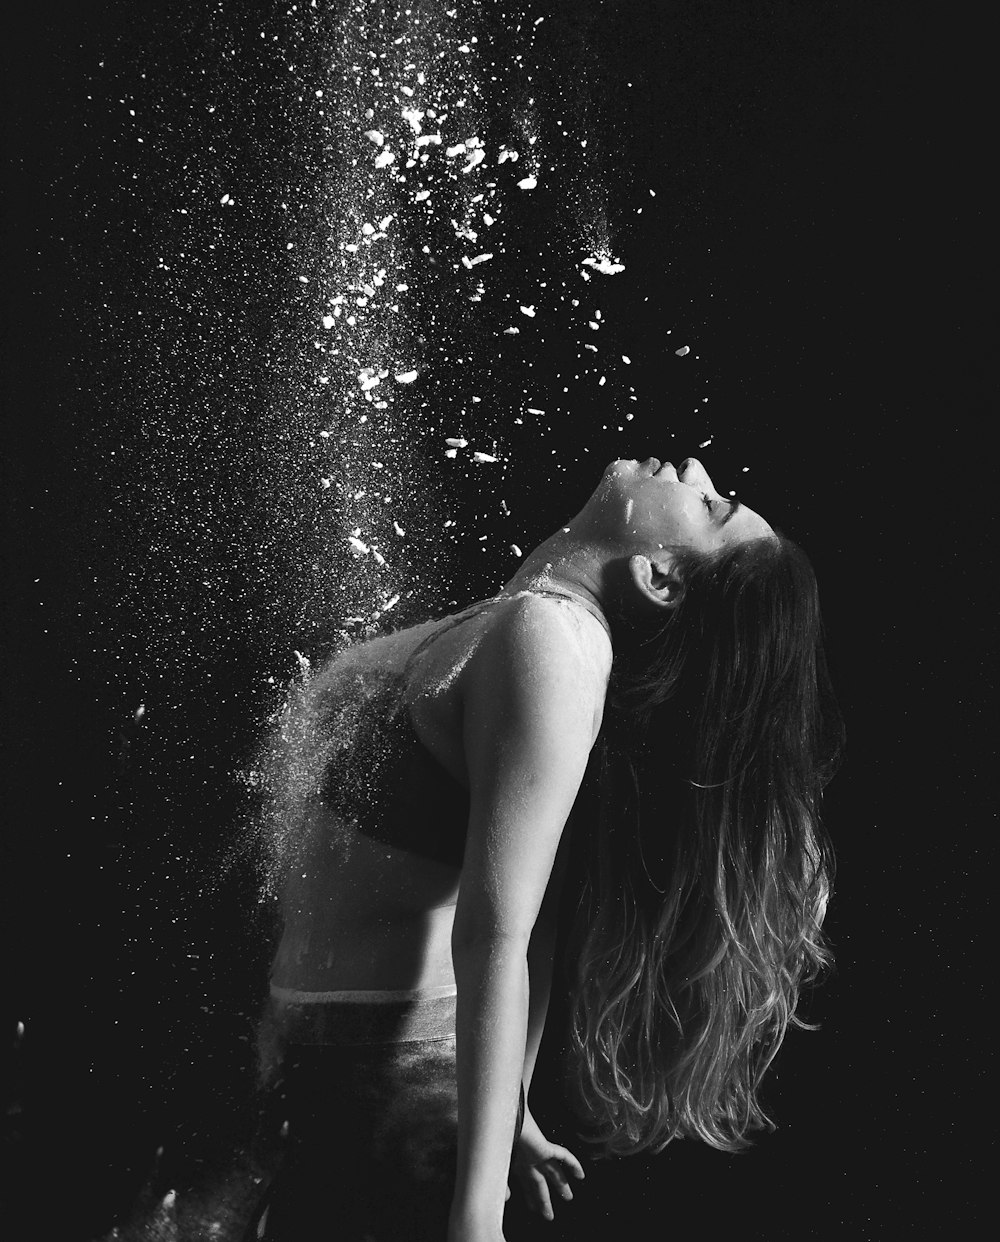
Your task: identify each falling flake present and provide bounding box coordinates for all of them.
[445,437,468,448]
[622,355,631,364]
[472,451,498,463]
[511,544,523,557]
[374,150,395,168]
[364,130,385,146]
[321,315,335,329]
[582,255,625,276]
[520,305,536,317]
[394,370,418,383]
[347,536,370,555]
[516,175,537,190]
[675,346,690,356]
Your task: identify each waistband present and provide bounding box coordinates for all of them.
[266,982,458,1045]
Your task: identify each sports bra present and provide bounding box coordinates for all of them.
[318,586,612,868]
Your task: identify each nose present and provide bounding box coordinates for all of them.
[678,457,706,485]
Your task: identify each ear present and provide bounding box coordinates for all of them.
[627,552,683,612]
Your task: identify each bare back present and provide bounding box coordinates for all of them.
[269,590,612,993]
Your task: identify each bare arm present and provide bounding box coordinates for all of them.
[447,597,607,1239]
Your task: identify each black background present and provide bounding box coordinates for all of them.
[2,1,990,1238]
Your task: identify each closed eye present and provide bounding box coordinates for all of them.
[703,492,741,525]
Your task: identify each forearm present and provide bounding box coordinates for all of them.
[450,936,530,1232]
[522,919,557,1096]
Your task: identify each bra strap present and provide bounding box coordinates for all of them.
[399,586,612,687]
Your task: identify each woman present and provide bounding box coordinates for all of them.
[247,455,842,1242]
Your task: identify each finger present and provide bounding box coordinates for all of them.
[544,1164,574,1202]
[528,1167,554,1221]
[553,1147,586,1180]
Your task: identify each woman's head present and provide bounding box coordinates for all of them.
[562,456,776,619]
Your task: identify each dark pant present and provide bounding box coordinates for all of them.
[247,989,524,1242]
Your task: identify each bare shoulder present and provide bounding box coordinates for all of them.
[464,592,612,748]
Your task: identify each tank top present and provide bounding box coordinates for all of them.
[318,586,612,868]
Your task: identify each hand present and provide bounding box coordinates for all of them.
[509,1106,586,1222]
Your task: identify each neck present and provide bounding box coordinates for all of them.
[500,521,611,621]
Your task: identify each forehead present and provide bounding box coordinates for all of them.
[721,503,774,545]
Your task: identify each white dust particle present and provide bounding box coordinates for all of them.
[382,594,401,612]
[374,150,395,168]
[402,109,424,132]
[511,544,523,557]
[699,438,713,448]
[675,346,690,356]
[321,315,335,329]
[347,536,370,555]
[472,451,498,464]
[394,370,418,383]
[517,175,538,190]
[445,437,468,448]
[582,255,626,276]
[220,193,231,205]
[526,408,545,415]
[414,190,431,202]
[503,327,520,335]
[393,521,406,536]
[364,130,385,146]
[741,466,750,472]
[622,355,631,364]
[520,305,536,317]
[445,448,459,458]
[588,321,600,330]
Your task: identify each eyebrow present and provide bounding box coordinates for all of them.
[720,497,741,526]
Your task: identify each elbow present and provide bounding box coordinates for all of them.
[451,919,533,955]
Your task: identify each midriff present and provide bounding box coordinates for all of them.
[269,811,463,992]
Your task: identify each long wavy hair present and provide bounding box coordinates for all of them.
[564,534,844,1157]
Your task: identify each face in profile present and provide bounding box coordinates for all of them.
[581,457,775,555]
